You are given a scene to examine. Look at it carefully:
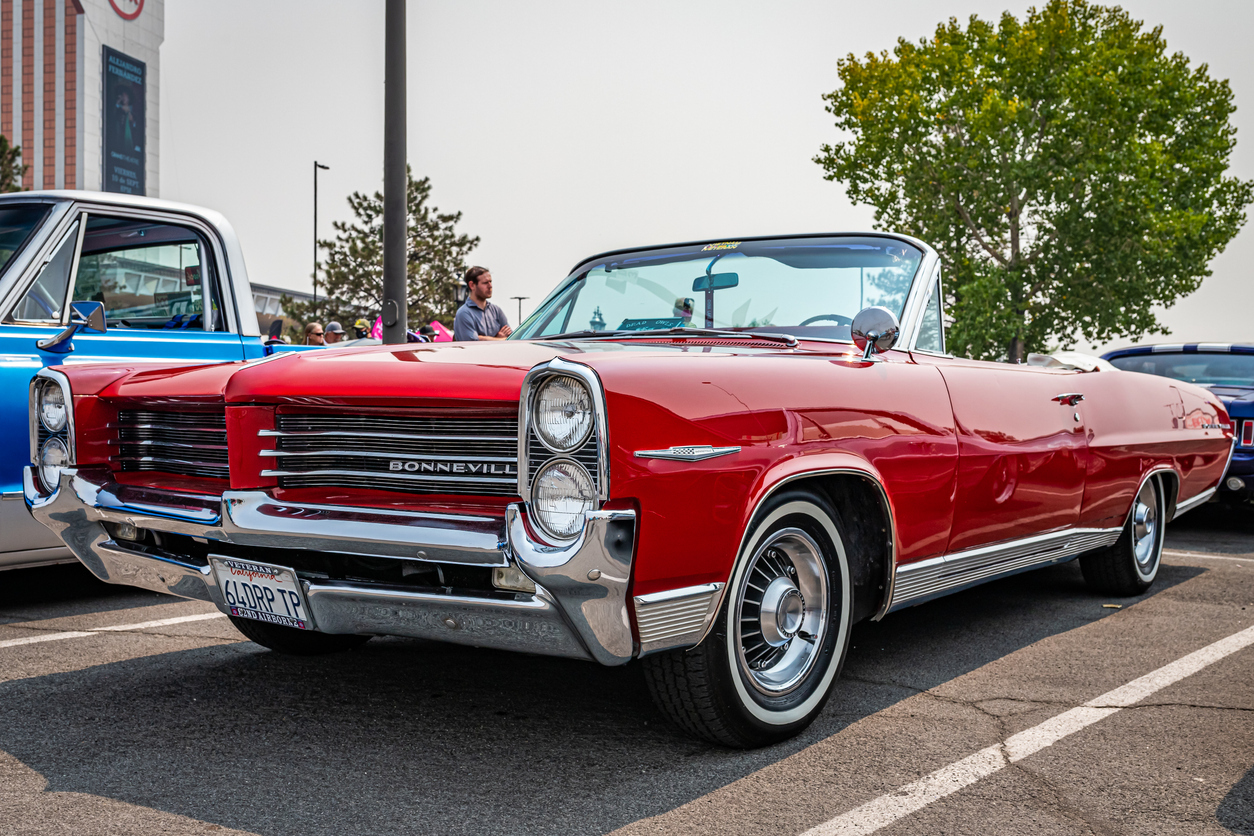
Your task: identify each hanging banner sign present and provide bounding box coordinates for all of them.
[102,46,146,195]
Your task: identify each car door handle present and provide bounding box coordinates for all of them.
[1052,393,1084,406]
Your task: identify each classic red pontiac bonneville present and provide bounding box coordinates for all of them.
[26,233,1234,747]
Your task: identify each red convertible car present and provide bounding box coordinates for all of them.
[25,233,1233,747]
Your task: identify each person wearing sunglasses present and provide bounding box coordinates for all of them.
[304,322,325,345]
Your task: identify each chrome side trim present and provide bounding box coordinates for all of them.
[1172,486,1216,520]
[889,526,1123,611]
[693,467,899,650]
[634,582,724,656]
[634,445,741,462]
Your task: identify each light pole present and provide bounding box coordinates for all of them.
[510,296,529,324]
[313,161,329,320]
[381,0,407,344]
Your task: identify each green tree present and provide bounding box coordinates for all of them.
[284,167,479,336]
[815,0,1253,361]
[0,134,27,192]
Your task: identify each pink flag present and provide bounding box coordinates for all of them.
[428,321,453,342]
[370,316,383,340]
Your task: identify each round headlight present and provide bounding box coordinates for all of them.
[39,436,69,491]
[534,375,593,452]
[39,383,67,433]
[531,459,597,540]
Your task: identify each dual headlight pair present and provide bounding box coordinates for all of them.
[528,373,600,542]
[31,375,72,492]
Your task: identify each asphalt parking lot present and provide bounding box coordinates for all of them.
[1,504,1250,836]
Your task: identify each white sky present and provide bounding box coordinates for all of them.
[160,0,1254,352]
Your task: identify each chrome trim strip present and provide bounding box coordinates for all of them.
[634,582,725,656]
[115,424,226,433]
[259,449,516,464]
[259,429,516,443]
[1172,486,1216,520]
[260,468,517,486]
[1,491,23,500]
[889,526,1123,611]
[634,445,741,462]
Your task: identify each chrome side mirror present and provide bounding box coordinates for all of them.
[850,306,900,361]
[36,301,106,353]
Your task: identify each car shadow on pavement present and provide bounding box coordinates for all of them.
[1219,763,1254,835]
[0,560,1203,836]
[0,563,167,622]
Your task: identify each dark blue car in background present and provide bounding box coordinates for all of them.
[1103,343,1252,505]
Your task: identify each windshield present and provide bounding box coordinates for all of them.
[513,236,924,341]
[0,203,52,278]
[1109,352,1254,387]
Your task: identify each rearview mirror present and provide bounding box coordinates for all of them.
[70,301,106,334]
[692,272,739,292]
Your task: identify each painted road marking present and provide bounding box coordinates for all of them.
[0,612,225,649]
[801,622,1254,836]
[1164,549,1254,564]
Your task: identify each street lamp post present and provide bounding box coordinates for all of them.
[510,296,529,325]
[313,161,329,320]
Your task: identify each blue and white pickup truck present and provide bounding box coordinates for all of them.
[1,191,281,570]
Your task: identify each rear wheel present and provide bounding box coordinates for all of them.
[642,490,853,747]
[229,616,371,655]
[1081,475,1166,596]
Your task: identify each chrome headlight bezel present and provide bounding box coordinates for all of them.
[38,436,69,492]
[29,369,76,492]
[532,374,594,453]
[519,358,610,543]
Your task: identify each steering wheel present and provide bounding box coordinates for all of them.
[798,313,854,327]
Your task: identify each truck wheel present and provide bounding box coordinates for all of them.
[1081,475,1166,596]
[229,616,371,655]
[642,490,853,748]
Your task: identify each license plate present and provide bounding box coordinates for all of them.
[211,557,314,630]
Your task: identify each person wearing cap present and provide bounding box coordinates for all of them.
[353,319,370,339]
[453,267,511,341]
[304,322,325,345]
[324,321,346,344]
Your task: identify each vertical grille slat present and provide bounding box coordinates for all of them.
[116,409,230,480]
[264,412,521,497]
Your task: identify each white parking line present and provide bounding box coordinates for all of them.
[0,612,226,649]
[801,622,1254,836]
[1163,549,1254,564]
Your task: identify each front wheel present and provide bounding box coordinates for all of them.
[642,490,853,747]
[229,616,372,656]
[1081,475,1166,596]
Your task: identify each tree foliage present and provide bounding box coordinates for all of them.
[0,134,27,193]
[815,0,1253,361]
[284,168,479,336]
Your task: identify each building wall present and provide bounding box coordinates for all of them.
[0,0,161,193]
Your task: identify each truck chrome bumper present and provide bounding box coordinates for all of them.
[24,466,636,665]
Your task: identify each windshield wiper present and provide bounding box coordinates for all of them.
[533,329,618,341]
[590,327,798,347]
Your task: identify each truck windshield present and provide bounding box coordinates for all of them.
[513,236,924,342]
[0,203,52,278]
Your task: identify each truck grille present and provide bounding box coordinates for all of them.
[116,409,230,480]
[262,413,520,497]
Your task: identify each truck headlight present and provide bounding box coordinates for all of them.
[38,382,67,432]
[533,375,593,452]
[39,437,69,491]
[532,459,596,540]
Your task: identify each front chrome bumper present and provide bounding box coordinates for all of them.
[24,466,637,665]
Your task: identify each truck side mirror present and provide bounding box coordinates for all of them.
[35,301,107,353]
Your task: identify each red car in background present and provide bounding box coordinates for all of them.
[26,232,1233,747]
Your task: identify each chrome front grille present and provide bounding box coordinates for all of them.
[116,409,230,480]
[527,426,600,491]
[262,413,520,497]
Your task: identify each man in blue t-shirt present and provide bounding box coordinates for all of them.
[453,266,512,341]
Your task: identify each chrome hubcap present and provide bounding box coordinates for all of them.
[1132,479,1159,570]
[735,528,828,695]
